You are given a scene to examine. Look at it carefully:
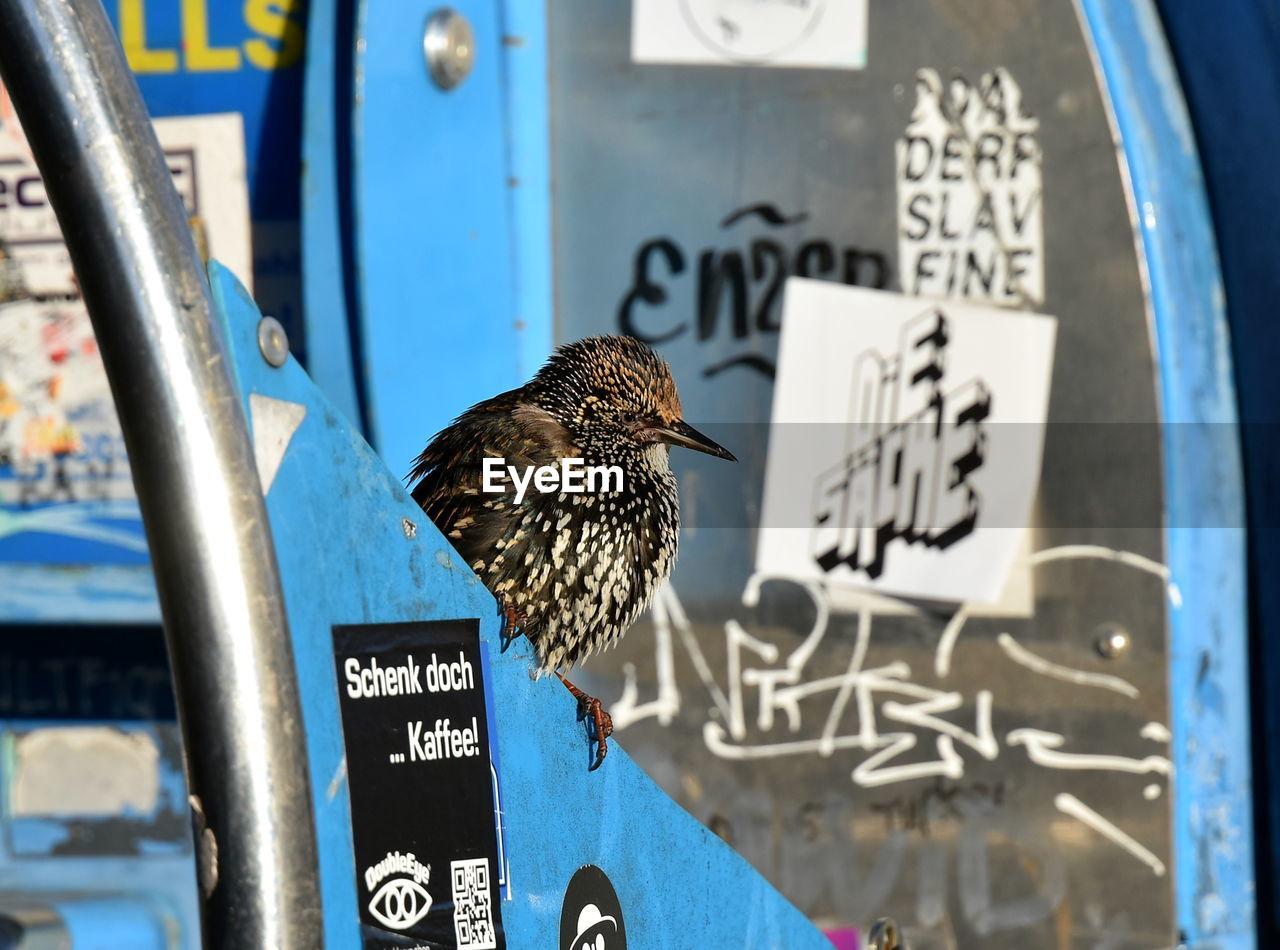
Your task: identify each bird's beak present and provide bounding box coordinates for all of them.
[651,420,737,461]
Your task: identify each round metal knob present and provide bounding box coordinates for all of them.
[1094,623,1131,660]
[257,315,289,368]
[423,9,475,91]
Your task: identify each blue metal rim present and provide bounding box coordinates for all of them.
[1076,0,1255,945]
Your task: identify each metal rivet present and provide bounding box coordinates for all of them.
[257,316,289,367]
[402,517,418,539]
[1094,624,1131,660]
[189,794,219,898]
[867,918,902,950]
[423,8,475,90]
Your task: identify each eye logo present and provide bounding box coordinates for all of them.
[368,878,433,931]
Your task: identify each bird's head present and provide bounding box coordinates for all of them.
[528,335,736,464]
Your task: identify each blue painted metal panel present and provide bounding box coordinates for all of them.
[209,259,827,947]
[1152,3,1280,940]
[1078,1,1255,946]
[0,859,197,947]
[497,0,554,379]
[54,898,167,948]
[300,0,365,429]
[352,0,525,471]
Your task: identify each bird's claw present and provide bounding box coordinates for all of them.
[578,696,613,771]
[499,603,524,653]
[557,672,614,771]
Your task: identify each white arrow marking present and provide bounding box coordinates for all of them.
[249,393,306,495]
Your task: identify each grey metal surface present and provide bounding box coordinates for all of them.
[0,0,322,946]
[551,0,1172,946]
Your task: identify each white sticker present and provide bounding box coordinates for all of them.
[756,279,1056,604]
[0,111,252,296]
[896,68,1043,307]
[632,0,867,70]
[12,726,160,817]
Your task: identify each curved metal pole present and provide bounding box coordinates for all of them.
[0,1,322,946]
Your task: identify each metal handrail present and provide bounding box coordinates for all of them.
[0,0,322,946]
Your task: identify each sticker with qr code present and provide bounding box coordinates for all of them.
[334,619,505,948]
[452,858,497,949]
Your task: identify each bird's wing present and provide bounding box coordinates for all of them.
[406,391,577,566]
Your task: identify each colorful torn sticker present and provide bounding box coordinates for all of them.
[0,112,251,563]
[896,68,1043,307]
[756,280,1056,605]
[632,0,868,69]
[0,296,146,562]
[0,299,130,502]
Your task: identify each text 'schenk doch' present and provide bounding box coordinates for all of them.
[811,307,991,579]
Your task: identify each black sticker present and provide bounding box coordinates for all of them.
[559,865,626,950]
[334,620,505,949]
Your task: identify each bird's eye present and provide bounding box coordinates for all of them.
[617,411,640,426]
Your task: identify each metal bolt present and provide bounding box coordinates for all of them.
[189,794,219,898]
[423,9,475,90]
[402,517,418,539]
[1094,624,1131,660]
[257,315,289,367]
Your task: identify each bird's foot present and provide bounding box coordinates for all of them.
[582,701,614,771]
[499,602,525,653]
[556,673,613,771]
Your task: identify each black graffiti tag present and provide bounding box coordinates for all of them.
[811,308,992,579]
[618,203,888,379]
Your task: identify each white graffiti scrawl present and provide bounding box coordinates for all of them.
[612,545,1176,878]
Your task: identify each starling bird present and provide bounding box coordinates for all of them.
[408,335,735,768]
